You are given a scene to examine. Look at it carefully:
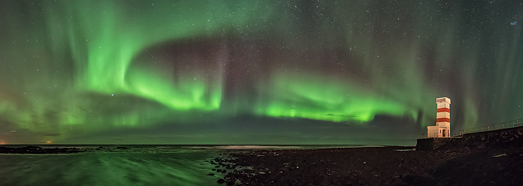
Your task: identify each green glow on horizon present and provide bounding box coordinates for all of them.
[256,71,410,123]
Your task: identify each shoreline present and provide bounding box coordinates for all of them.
[3,144,521,185]
[0,146,84,154]
[212,146,523,185]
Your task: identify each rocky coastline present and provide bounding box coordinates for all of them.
[212,127,523,185]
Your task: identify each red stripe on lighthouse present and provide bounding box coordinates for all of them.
[436,118,450,122]
[437,108,450,112]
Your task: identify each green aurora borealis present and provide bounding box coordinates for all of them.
[0,0,522,144]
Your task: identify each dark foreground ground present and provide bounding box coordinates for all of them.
[213,146,523,186]
[211,128,523,186]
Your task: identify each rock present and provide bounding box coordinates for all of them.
[217,179,225,184]
[26,145,41,149]
[492,154,506,158]
[232,179,242,186]
[477,142,485,149]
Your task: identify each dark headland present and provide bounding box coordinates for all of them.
[0,145,83,154]
[214,127,523,186]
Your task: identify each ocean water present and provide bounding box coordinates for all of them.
[0,146,223,186]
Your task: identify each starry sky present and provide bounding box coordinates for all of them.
[0,0,521,145]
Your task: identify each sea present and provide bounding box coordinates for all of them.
[0,145,373,186]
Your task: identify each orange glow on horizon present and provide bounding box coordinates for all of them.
[0,141,5,145]
[46,141,52,144]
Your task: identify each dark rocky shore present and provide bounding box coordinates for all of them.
[213,146,522,186]
[0,146,83,154]
[213,128,523,185]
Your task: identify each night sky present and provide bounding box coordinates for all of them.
[0,0,521,145]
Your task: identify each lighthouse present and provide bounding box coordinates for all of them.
[427,97,451,138]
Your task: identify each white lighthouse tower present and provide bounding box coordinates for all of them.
[427,97,451,138]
